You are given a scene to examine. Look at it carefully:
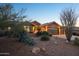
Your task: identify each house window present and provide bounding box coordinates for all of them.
[24,26,30,32]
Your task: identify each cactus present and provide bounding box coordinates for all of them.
[19,31,35,46]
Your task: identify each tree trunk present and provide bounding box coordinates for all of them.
[65,27,72,42]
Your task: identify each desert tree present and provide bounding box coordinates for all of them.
[0,3,27,38]
[0,4,26,30]
[60,8,78,42]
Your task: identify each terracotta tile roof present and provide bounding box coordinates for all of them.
[31,21,41,26]
[42,21,61,27]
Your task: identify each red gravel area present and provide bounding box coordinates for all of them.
[0,36,79,56]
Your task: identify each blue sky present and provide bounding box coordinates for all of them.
[12,3,79,26]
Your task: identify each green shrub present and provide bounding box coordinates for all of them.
[36,31,42,36]
[41,31,52,37]
[5,30,14,37]
[19,31,35,46]
[0,30,5,37]
[74,37,79,46]
[40,35,50,41]
[41,31,49,35]
[36,31,52,37]
[12,31,19,38]
[0,30,9,37]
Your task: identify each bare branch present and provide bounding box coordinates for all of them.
[60,8,78,42]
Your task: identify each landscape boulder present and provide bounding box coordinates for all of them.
[32,47,46,54]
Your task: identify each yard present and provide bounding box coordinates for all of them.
[0,35,79,56]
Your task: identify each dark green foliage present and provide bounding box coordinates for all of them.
[0,4,26,36]
[40,35,50,41]
[36,31,52,37]
[41,31,49,36]
[0,30,5,37]
[36,31,42,36]
[0,30,14,37]
[6,31,12,37]
[41,31,52,37]
[19,31,35,46]
[74,37,79,46]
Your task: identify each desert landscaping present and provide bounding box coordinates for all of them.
[0,35,79,56]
